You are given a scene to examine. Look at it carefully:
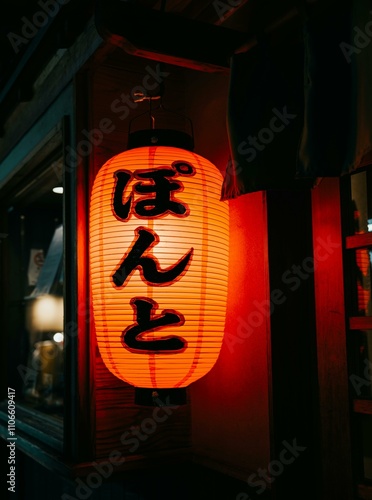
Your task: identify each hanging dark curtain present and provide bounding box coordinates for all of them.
[296,0,372,179]
[222,0,372,200]
[221,29,313,200]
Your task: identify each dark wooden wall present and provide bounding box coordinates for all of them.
[312,177,353,500]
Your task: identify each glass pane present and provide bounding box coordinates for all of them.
[361,415,372,482]
[349,330,372,399]
[4,159,64,416]
[350,248,372,316]
[351,170,372,235]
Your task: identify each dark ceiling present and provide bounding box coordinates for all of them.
[0,0,94,95]
[0,0,316,90]
[0,1,42,87]
[0,0,341,113]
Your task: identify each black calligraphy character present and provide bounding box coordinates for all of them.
[122,297,186,353]
[113,170,132,221]
[134,168,187,217]
[112,227,193,287]
[112,163,195,220]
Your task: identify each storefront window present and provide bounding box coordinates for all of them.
[349,170,372,317]
[351,170,372,235]
[352,247,372,317]
[3,156,64,417]
[350,329,372,400]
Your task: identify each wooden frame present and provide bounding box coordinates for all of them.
[312,177,354,500]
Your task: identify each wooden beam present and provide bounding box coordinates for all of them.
[94,0,248,72]
[179,0,251,25]
[349,317,372,330]
[346,233,372,250]
[312,177,354,500]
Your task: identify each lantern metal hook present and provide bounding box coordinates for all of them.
[128,92,195,150]
[131,91,161,129]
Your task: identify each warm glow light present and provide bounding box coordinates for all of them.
[30,295,63,331]
[90,146,229,389]
[53,186,63,194]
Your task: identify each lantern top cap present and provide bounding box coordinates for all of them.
[127,129,194,151]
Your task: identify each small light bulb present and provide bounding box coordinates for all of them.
[53,332,64,343]
[53,186,63,194]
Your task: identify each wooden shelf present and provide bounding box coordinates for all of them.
[353,399,372,415]
[349,317,372,331]
[346,233,372,250]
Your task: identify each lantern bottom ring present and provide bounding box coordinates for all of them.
[135,387,187,406]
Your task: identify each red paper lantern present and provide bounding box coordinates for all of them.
[90,138,229,400]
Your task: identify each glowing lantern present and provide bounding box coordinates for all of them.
[89,132,229,402]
